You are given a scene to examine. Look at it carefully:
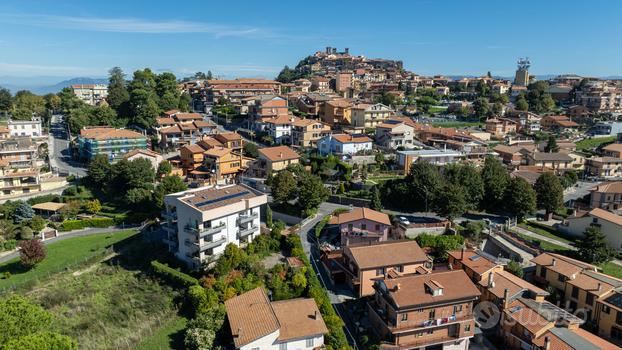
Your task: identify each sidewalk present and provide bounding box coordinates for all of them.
[510,225,576,251]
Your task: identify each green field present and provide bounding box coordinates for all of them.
[0,230,138,291]
[576,136,616,151]
[428,106,448,114]
[600,262,622,279]
[513,231,572,252]
[518,222,574,244]
[134,316,187,350]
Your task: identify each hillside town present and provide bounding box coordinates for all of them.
[3,33,622,350]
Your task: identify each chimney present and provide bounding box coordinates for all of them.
[551,258,556,267]
[279,152,283,158]
[488,271,494,288]
[544,336,551,350]
[448,263,453,270]
[503,288,510,309]
[313,310,319,320]
[461,247,465,260]
[597,283,602,292]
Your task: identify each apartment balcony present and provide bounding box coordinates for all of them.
[163,236,178,248]
[184,222,226,237]
[368,301,472,333]
[161,211,177,221]
[186,235,227,251]
[238,225,259,238]
[237,212,258,225]
[162,224,177,233]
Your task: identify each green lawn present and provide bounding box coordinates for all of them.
[430,121,482,128]
[428,106,448,114]
[513,231,572,252]
[600,262,622,279]
[576,136,616,151]
[134,316,187,350]
[0,230,138,292]
[518,222,574,244]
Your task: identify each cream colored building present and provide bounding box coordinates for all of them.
[350,103,393,129]
[71,84,108,105]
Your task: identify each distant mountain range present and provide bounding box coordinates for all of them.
[0,76,107,95]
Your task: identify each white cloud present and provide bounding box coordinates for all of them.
[0,14,272,38]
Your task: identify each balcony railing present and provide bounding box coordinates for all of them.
[184,222,226,237]
[196,235,227,251]
[161,211,177,221]
[237,212,258,225]
[162,224,177,233]
[238,225,259,238]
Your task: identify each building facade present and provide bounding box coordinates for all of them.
[76,127,148,161]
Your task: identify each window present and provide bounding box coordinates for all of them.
[593,218,599,224]
[429,310,435,320]
[558,274,566,282]
[540,267,547,278]
[361,224,367,230]
[279,343,288,350]
[465,324,471,332]
[617,311,622,326]
[571,286,579,299]
[395,265,404,273]
[603,305,611,314]
[376,267,385,276]
[375,224,380,231]
[613,327,622,340]
[251,348,260,350]
[569,301,577,311]
[586,293,594,306]
[401,313,408,321]
[453,305,463,314]
[348,224,353,232]
[305,338,314,347]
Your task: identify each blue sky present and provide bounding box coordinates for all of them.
[0,0,621,81]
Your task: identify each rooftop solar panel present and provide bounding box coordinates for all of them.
[194,191,250,208]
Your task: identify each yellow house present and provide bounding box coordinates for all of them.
[291,119,331,148]
[564,270,622,323]
[595,289,622,345]
[256,145,300,176]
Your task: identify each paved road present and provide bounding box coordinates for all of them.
[0,225,139,264]
[511,224,576,250]
[295,202,360,349]
[563,180,600,204]
[49,114,87,177]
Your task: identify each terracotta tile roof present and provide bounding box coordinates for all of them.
[193,120,216,128]
[156,117,176,125]
[179,123,198,131]
[203,146,231,158]
[181,144,206,154]
[590,181,622,194]
[603,143,622,153]
[330,133,372,144]
[534,327,621,350]
[174,112,203,121]
[531,253,598,278]
[292,118,322,127]
[566,270,622,297]
[325,99,352,108]
[271,298,329,342]
[214,132,242,142]
[225,288,279,348]
[543,115,570,121]
[493,144,523,155]
[163,109,180,116]
[531,152,573,162]
[198,137,223,149]
[123,148,161,159]
[159,125,182,134]
[589,208,622,226]
[346,240,428,270]
[387,116,418,128]
[504,299,552,336]
[328,207,390,225]
[0,127,9,133]
[556,120,579,127]
[378,270,480,309]
[258,146,299,162]
[79,127,145,140]
[510,170,542,185]
[265,115,298,125]
[447,249,499,276]
[479,270,548,300]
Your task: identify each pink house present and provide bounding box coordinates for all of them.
[329,207,391,246]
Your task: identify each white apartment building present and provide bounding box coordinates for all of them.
[8,117,42,137]
[375,120,415,150]
[317,133,373,155]
[71,84,109,106]
[162,183,267,268]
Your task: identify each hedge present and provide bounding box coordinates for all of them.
[287,234,352,350]
[59,217,117,231]
[315,215,331,237]
[150,260,199,287]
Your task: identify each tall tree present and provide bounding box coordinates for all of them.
[504,177,537,220]
[57,87,84,113]
[516,94,529,111]
[370,185,383,211]
[544,135,559,153]
[107,67,130,115]
[0,88,11,116]
[577,226,615,264]
[297,174,330,213]
[154,175,187,208]
[435,183,467,222]
[156,72,179,111]
[12,90,46,118]
[534,172,564,216]
[473,97,490,118]
[87,154,112,187]
[443,163,484,211]
[129,68,160,128]
[406,161,444,212]
[481,156,510,211]
[271,170,297,204]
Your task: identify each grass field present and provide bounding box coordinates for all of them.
[576,136,616,151]
[134,316,187,350]
[513,231,572,252]
[518,222,574,244]
[428,106,448,114]
[0,230,138,292]
[600,262,622,279]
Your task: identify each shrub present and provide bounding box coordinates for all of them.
[315,215,331,237]
[59,217,116,231]
[19,239,47,267]
[3,239,17,251]
[150,260,199,287]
